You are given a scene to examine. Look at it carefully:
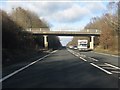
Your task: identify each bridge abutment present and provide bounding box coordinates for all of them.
[90,36,95,49]
[43,35,48,49]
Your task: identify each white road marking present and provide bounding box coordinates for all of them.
[67,49,87,61]
[79,57,87,61]
[111,71,120,74]
[76,55,79,57]
[98,64,109,67]
[104,63,120,70]
[51,50,58,53]
[90,63,112,75]
[81,55,86,57]
[0,50,58,82]
[88,57,98,61]
[102,67,117,70]
[79,54,86,57]
[78,53,81,56]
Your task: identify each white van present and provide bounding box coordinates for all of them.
[78,40,88,51]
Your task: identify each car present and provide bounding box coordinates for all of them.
[73,46,78,50]
[69,45,73,49]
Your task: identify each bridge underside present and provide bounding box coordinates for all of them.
[33,33,99,50]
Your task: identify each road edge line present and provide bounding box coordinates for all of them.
[0,50,58,82]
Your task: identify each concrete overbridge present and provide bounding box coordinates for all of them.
[26,28,101,49]
[26,28,101,36]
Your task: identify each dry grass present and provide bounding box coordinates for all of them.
[94,46,119,56]
[2,49,49,67]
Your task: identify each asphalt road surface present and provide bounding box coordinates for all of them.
[2,49,120,88]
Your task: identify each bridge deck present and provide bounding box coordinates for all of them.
[26,28,101,36]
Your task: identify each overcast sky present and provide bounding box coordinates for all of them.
[1,0,117,46]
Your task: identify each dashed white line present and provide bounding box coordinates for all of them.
[76,55,79,57]
[98,64,109,67]
[88,57,98,61]
[104,63,120,70]
[0,50,58,82]
[67,49,87,62]
[79,57,87,61]
[51,50,58,53]
[90,63,112,75]
[80,55,86,57]
[68,49,115,75]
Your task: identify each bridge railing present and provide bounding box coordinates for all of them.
[26,28,50,32]
[26,28,101,34]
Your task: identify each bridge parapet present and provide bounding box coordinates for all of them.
[25,28,101,36]
[26,28,101,49]
[81,29,101,33]
[26,28,50,32]
[26,28,101,33]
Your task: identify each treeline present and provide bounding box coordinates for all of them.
[84,2,119,51]
[68,2,119,52]
[2,7,61,50]
[10,7,49,29]
[2,7,61,66]
[2,10,36,50]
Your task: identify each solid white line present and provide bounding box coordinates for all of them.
[0,50,58,82]
[79,57,87,61]
[104,63,120,70]
[90,63,112,75]
[88,57,98,61]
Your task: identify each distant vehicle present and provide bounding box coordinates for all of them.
[78,40,88,51]
[73,46,78,50]
[69,45,73,49]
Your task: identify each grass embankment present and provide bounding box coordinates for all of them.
[94,46,119,56]
[2,49,53,68]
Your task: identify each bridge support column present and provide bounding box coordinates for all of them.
[43,35,48,49]
[90,36,95,49]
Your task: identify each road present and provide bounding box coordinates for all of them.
[2,49,119,88]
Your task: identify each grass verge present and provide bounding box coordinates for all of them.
[94,47,119,56]
[2,48,52,68]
